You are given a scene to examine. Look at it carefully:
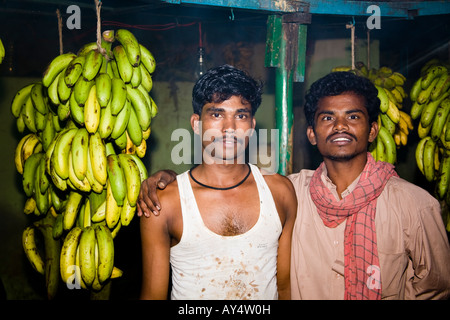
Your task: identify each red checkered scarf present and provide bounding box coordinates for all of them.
[309,153,398,300]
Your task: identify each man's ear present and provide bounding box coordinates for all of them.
[306,126,317,145]
[368,121,379,143]
[191,114,200,135]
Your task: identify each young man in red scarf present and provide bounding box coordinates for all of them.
[138,71,450,300]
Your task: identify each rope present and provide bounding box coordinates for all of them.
[56,9,63,55]
[95,0,107,57]
[346,21,355,70]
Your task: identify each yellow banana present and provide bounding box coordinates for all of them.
[83,49,103,81]
[86,143,105,194]
[139,43,156,74]
[121,193,136,227]
[423,137,437,182]
[60,226,82,284]
[89,131,107,186]
[135,137,147,158]
[128,153,148,182]
[118,153,141,206]
[91,200,106,223]
[416,136,430,175]
[84,85,101,134]
[51,127,77,180]
[64,55,85,87]
[78,226,96,287]
[105,179,122,229]
[142,126,151,140]
[94,224,114,283]
[24,197,36,215]
[113,45,133,83]
[68,154,91,193]
[106,154,127,206]
[42,52,77,87]
[71,128,89,181]
[399,110,414,131]
[125,131,135,155]
[111,266,123,279]
[386,99,400,124]
[22,226,45,275]
[115,29,141,67]
[75,246,87,289]
[15,133,34,174]
[63,191,84,231]
[95,72,112,107]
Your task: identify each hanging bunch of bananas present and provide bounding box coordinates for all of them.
[410,58,450,232]
[332,62,411,164]
[12,29,156,298]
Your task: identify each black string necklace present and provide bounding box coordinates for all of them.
[189,164,251,191]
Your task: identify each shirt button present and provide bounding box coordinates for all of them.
[334,240,339,246]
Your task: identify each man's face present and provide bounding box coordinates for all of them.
[306,92,378,162]
[191,95,256,164]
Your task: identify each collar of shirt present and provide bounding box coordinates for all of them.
[320,165,362,201]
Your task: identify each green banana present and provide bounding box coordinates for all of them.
[416,136,430,175]
[57,67,72,103]
[410,78,422,102]
[0,38,4,64]
[420,91,450,128]
[94,224,114,283]
[23,96,37,133]
[127,105,143,146]
[30,82,48,115]
[431,72,450,101]
[128,153,148,182]
[114,130,128,151]
[47,71,61,106]
[11,83,34,119]
[421,65,448,90]
[127,84,151,130]
[113,45,133,83]
[34,106,47,132]
[130,65,142,88]
[115,29,141,67]
[23,152,44,197]
[139,63,153,92]
[430,98,450,141]
[423,137,437,182]
[106,154,127,206]
[118,153,141,207]
[69,90,85,126]
[410,101,426,120]
[83,49,103,81]
[418,77,440,104]
[98,99,116,139]
[110,77,127,115]
[73,76,95,106]
[437,150,450,199]
[139,43,156,74]
[95,73,112,107]
[377,126,396,164]
[379,113,396,135]
[52,213,64,239]
[64,55,85,87]
[42,52,77,87]
[77,42,98,56]
[111,97,131,140]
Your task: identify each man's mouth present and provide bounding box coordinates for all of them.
[327,133,356,143]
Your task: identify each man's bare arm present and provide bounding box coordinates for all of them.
[137,169,177,217]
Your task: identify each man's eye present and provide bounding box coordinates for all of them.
[212,113,221,118]
[237,114,248,119]
[322,116,333,121]
[349,114,359,120]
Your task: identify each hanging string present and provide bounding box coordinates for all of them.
[94,0,107,57]
[198,21,202,47]
[56,9,63,55]
[346,18,355,70]
[367,30,371,69]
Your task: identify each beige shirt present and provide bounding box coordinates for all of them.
[288,168,450,300]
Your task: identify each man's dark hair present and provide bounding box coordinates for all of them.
[192,64,263,116]
[304,71,380,127]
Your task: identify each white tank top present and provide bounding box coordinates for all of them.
[170,163,282,300]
